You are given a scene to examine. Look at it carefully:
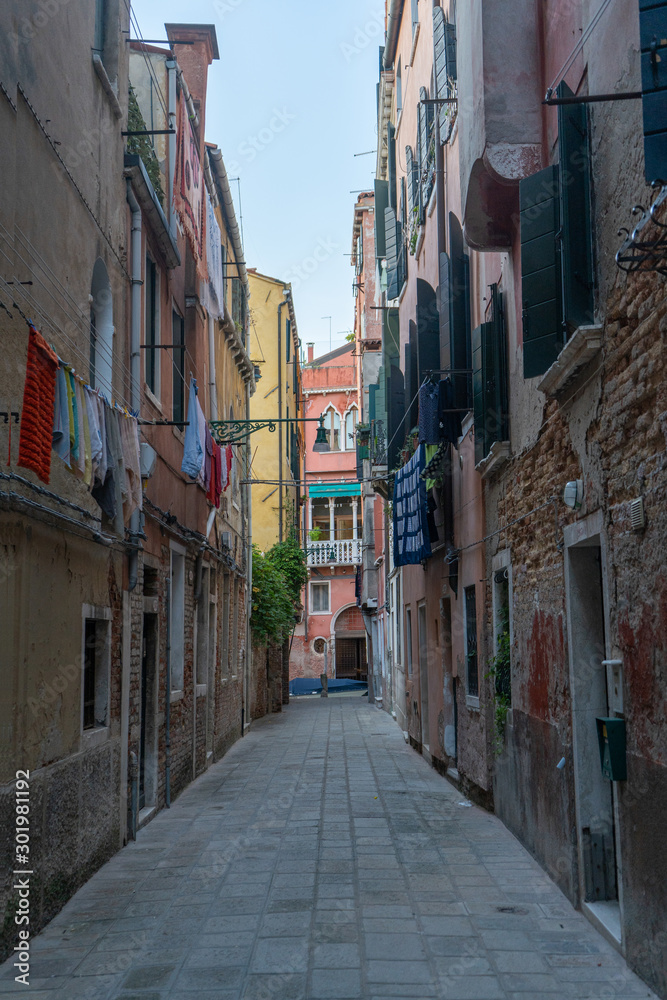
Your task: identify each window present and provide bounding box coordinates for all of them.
[90,258,113,397]
[432,6,458,143]
[170,549,185,691]
[405,607,413,676]
[520,81,594,379]
[310,581,330,613]
[313,637,326,654]
[323,406,341,451]
[464,585,478,698]
[172,308,185,424]
[82,610,111,733]
[145,255,159,398]
[472,283,508,463]
[286,318,291,363]
[344,406,358,451]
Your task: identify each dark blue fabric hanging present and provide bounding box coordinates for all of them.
[393,444,432,566]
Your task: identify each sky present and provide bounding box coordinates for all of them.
[131,0,384,361]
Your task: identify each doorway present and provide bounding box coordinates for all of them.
[418,603,430,751]
[335,637,367,680]
[139,614,158,812]
[566,531,622,944]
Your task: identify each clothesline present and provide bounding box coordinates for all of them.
[14,319,142,531]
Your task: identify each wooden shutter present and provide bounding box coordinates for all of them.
[387,362,405,470]
[448,213,471,409]
[520,164,563,378]
[438,251,451,371]
[387,122,397,211]
[433,6,447,121]
[472,323,487,464]
[491,284,509,444]
[558,82,594,333]
[385,206,401,299]
[406,145,415,213]
[374,179,389,260]
[639,0,667,183]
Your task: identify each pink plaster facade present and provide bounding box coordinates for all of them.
[290,343,364,681]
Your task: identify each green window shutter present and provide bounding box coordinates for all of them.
[387,122,397,211]
[417,279,440,382]
[448,213,471,409]
[374,179,389,260]
[433,6,447,126]
[385,205,400,299]
[639,0,667,183]
[444,21,457,89]
[369,383,377,423]
[406,145,415,213]
[520,164,563,378]
[472,323,487,464]
[491,284,509,444]
[387,362,405,470]
[438,251,451,371]
[558,82,594,333]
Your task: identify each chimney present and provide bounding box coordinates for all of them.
[307,343,314,363]
[165,24,219,141]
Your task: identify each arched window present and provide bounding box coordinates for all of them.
[344,406,358,451]
[322,406,341,451]
[90,258,114,398]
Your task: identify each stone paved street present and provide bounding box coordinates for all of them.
[0,697,658,1000]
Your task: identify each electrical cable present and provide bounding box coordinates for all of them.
[545,0,614,98]
[0,471,101,522]
[123,0,170,123]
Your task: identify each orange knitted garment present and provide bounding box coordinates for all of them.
[17,324,59,484]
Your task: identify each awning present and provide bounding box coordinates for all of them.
[308,482,361,498]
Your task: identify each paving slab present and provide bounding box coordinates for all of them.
[0,698,659,999]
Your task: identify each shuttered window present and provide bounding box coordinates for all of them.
[406,145,418,216]
[433,7,458,143]
[558,82,594,333]
[520,164,562,378]
[438,251,451,371]
[521,82,594,378]
[639,0,667,183]
[448,213,472,410]
[418,87,436,214]
[384,205,402,299]
[387,122,397,211]
[374,179,389,261]
[472,285,508,464]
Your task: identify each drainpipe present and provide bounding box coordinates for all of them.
[166,60,177,237]
[126,181,142,592]
[244,378,251,734]
[165,574,171,807]
[208,315,218,421]
[278,299,285,543]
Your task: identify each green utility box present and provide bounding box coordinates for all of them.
[596,717,627,781]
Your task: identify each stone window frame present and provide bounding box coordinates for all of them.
[310,580,331,615]
[81,603,112,749]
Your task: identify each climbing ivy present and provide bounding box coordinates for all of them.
[251,534,306,644]
[486,603,512,756]
[127,88,165,206]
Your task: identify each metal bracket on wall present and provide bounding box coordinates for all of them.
[616,183,667,276]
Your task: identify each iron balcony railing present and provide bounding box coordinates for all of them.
[307,539,362,567]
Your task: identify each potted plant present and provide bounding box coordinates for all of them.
[309,527,323,542]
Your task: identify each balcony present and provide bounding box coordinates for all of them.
[307,539,362,567]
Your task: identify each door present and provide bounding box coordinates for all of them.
[139,615,158,811]
[418,604,429,750]
[567,541,620,909]
[335,637,367,680]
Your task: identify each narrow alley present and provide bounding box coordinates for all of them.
[1,697,657,1000]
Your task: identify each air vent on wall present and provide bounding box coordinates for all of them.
[630,497,645,531]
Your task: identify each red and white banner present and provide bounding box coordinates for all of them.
[173,94,205,276]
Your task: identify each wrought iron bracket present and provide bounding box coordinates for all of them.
[210,416,323,446]
[616,182,667,276]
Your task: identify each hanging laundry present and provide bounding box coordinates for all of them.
[196,397,207,487]
[17,323,59,484]
[80,381,92,487]
[52,365,70,467]
[71,378,88,481]
[220,442,228,492]
[91,406,116,520]
[181,377,204,479]
[223,444,233,492]
[66,368,78,459]
[84,386,103,483]
[438,377,460,444]
[119,411,142,520]
[418,381,440,445]
[94,393,108,486]
[206,441,217,507]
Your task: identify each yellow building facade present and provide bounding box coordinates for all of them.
[247,270,302,551]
